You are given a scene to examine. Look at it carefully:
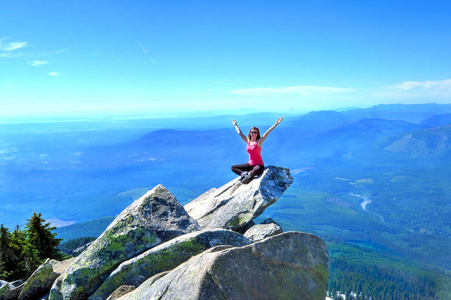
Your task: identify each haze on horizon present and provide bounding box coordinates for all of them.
[1,0,451,119]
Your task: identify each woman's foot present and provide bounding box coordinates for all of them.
[241,174,253,184]
[239,171,248,181]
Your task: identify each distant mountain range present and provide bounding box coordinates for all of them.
[384,124,451,157]
[15,102,444,299]
[1,103,450,228]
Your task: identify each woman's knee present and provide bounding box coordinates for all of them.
[231,165,242,175]
[250,165,264,176]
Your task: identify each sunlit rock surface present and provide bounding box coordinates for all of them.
[90,229,249,300]
[49,184,200,300]
[184,166,293,231]
[118,232,329,300]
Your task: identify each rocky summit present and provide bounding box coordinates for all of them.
[184,165,294,231]
[49,184,200,300]
[90,229,250,300]
[117,232,329,300]
[3,166,329,300]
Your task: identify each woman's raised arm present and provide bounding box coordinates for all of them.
[258,117,283,146]
[233,119,248,143]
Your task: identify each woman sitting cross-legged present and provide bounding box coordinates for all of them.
[231,117,283,184]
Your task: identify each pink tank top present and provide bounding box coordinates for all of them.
[247,141,264,166]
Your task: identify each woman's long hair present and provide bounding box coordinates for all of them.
[247,127,261,141]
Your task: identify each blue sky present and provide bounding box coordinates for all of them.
[1,0,451,118]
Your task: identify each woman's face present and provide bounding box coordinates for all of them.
[249,127,260,140]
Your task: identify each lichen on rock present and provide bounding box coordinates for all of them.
[118,231,329,300]
[90,229,249,300]
[49,184,200,300]
[18,258,75,300]
[184,166,293,231]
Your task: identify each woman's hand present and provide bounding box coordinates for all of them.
[259,117,283,146]
[233,119,247,143]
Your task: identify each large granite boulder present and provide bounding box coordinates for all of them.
[90,229,250,300]
[118,231,329,300]
[49,184,200,300]
[0,280,24,300]
[105,285,136,300]
[18,258,75,300]
[244,218,283,241]
[184,166,293,231]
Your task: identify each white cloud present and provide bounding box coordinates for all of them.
[393,79,451,91]
[138,43,148,54]
[37,49,69,57]
[29,60,48,67]
[229,80,451,105]
[49,72,60,77]
[366,78,451,103]
[225,79,451,112]
[230,85,354,96]
[0,49,67,59]
[138,43,157,64]
[0,38,27,51]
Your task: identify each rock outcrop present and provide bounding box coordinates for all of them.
[0,280,24,300]
[118,232,329,300]
[9,166,329,300]
[184,166,293,231]
[49,184,200,300]
[244,218,283,241]
[90,229,249,300]
[105,285,137,300]
[18,258,74,300]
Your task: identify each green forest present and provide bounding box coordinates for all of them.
[257,166,451,300]
[326,242,451,300]
[2,213,450,299]
[0,213,64,281]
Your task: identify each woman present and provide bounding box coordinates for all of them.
[231,117,283,184]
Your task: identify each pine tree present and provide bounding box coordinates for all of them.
[1,214,66,281]
[0,225,7,279]
[0,261,5,278]
[25,213,63,261]
[10,226,40,278]
[0,224,15,280]
[0,224,10,262]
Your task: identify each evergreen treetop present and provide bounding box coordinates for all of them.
[25,213,63,261]
[0,213,65,281]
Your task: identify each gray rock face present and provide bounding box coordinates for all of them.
[49,184,200,300]
[105,285,136,300]
[184,166,293,231]
[0,280,24,300]
[90,229,249,300]
[244,218,283,241]
[18,258,75,300]
[118,231,329,300]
